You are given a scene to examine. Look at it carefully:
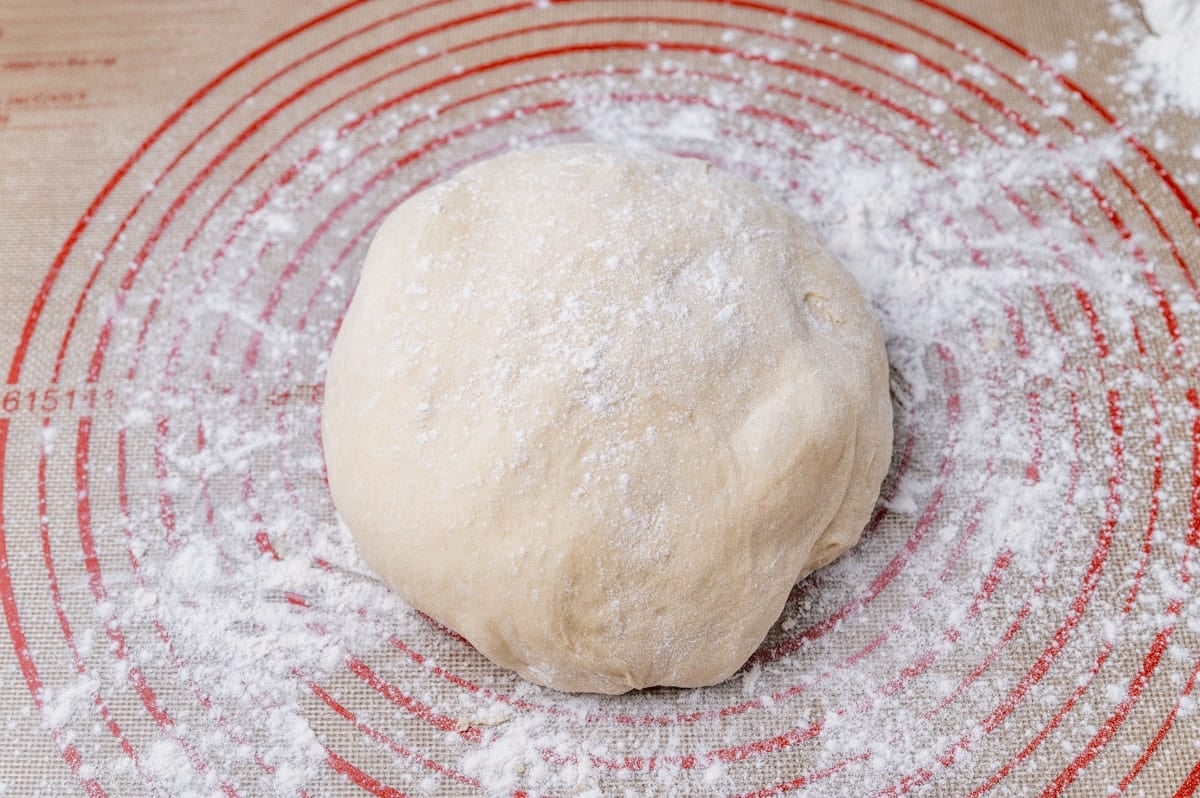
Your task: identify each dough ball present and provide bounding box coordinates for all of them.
[322,143,892,694]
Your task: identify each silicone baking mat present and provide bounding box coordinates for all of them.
[2,1,1200,795]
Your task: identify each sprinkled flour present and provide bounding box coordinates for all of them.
[23,9,1200,797]
[1109,0,1200,114]
[1135,0,1200,113]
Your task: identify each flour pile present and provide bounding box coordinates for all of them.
[1107,0,1200,115]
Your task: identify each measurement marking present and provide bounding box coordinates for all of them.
[1,54,117,71]
[0,382,324,418]
[0,89,88,108]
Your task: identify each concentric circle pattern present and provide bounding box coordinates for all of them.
[3,1,1200,795]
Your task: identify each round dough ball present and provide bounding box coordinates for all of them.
[322,143,892,694]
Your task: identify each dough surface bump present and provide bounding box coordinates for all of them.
[322,143,892,694]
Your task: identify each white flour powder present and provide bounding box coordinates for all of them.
[1138,0,1200,114]
[30,10,1200,797]
[1109,0,1200,114]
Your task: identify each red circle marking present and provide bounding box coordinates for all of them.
[79,21,984,748]
[7,0,1194,793]
[110,28,1132,792]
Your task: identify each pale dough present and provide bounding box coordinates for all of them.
[322,143,892,694]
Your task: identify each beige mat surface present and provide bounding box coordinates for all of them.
[2,1,1199,795]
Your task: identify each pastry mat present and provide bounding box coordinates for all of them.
[2,1,1199,795]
